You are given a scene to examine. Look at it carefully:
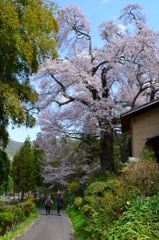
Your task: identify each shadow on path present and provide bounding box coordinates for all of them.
[15,209,74,240]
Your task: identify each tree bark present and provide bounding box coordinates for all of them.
[21,190,24,201]
[100,130,114,171]
[99,67,115,172]
[34,190,37,199]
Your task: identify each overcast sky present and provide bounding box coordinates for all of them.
[8,0,159,142]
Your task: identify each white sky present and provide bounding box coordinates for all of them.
[8,0,159,142]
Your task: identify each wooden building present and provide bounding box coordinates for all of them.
[120,99,159,160]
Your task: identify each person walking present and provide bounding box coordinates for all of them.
[57,194,63,216]
[45,196,53,215]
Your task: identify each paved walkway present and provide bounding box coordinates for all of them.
[15,209,74,240]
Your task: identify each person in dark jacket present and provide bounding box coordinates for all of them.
[57,194,63,216]
[45,196,53,215]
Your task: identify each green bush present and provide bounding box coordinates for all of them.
[13,207,25,225]
[68,181,80,195]
[82,204,92,216]
[83,196,97,206]
[81,180,140,239]
[0,205,16,213]
[0,212,14,235]
[18,202,35,217]
[121,158,159,196]
[86,180,117,197]
[67,158,159,240]
[140,149,156,161]
[87,181,112,196]
[26,197,35,203]
[0,201,36,237]
[105,194,159,239]
[0,205,25,225]
[74,197,83,209]
[68,158,159,239]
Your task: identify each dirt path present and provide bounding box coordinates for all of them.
[15,209,74,240]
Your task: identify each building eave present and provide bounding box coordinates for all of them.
[120,99,159,133]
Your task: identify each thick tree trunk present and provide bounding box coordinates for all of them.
[100,130,114,171]
[34,190,37,199]
[21,190,24,201]
[98,67,115,171]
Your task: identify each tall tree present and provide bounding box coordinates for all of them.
[32,143,46,197]
[0,149,11,194]
[11,151,21,196]
[0,0,58,148]
[35,4,159,172]
[12,137,37,200]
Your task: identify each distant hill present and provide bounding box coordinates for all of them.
[5,139,24,160]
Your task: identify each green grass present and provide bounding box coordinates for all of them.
[0,210,41,240]
[67,208,90,240]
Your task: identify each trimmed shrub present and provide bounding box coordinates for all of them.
[74,197,83,209]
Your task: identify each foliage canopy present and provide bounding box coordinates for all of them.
[0,0,58,147]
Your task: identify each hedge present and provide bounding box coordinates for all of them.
[0,201,36,236]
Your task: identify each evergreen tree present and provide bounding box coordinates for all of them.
[12,137,37,200]
[32,143,46,197]
[0,149,11,194]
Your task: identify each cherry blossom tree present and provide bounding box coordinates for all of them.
[36,134,99,186]
[35,3,159,181]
